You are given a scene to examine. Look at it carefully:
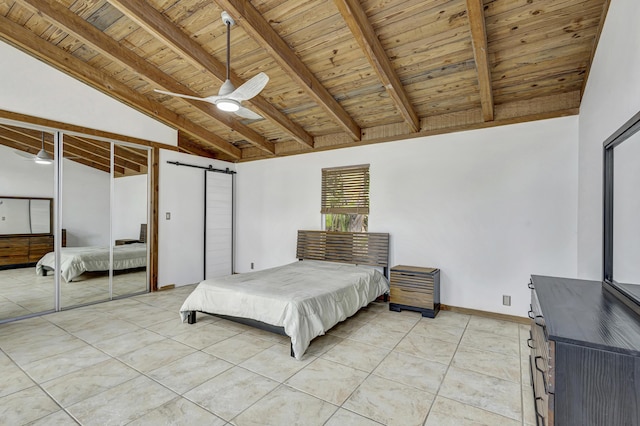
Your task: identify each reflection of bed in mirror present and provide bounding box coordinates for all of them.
[36,224,147,282]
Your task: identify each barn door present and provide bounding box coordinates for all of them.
[204,170,233,279]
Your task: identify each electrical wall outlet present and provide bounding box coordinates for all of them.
[165,212,171,220]
[503,295,511,306]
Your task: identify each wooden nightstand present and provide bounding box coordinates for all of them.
[115,239,139,246]
[389,265,440,318]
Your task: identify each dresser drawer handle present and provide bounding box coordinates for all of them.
[528,281,535,289]
[534,397,546,426]
[527,338,535,349]
[534,356,553,396]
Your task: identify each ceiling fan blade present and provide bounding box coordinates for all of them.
[154,89,209,102]
[234,107,263,120]
[229,72,269,102]
[14,150,35,159]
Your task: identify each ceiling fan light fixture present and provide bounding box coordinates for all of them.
[35,148,53,164]
[216,98,240,112]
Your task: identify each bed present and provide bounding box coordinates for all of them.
[180,230,390,359]
[36,224,148,282]
[36,243,147,282]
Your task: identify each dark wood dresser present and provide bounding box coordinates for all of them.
[0,235,54,268]
[529,275,640,426]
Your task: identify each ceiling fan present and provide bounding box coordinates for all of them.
[14,132,53,164]
[155,11,268,120]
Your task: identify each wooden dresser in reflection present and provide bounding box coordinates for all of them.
[0,234,54,268]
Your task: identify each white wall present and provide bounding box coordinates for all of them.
[0,143,110,246]
[61,160,110,246]
[113,174,148,241]
[235,117,579,316]
[577,0,640,280]
[158,149,236,287]
[0,41,176,146]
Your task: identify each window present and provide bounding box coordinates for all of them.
[321,164,369,232]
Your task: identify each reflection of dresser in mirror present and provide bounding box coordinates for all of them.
[0,196,54,269]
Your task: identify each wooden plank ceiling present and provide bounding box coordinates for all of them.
[0,0,609,167]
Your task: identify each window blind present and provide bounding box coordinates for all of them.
[321,164,370,214]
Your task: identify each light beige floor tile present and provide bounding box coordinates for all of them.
[322,339,390,372]
[430,311,470,328]
[22,345,111,383]
[69,317,142,344]
[240,345,315,382]
[325,408,384,425]
[92,327,166,357]
[147,351,233,394]
[171,322,239,349]
[451,346,521,383]
[26,409,78,425]
[439,366,522,421]
[146,316,211,337]
[425,396,520,426]
[305,333,344,356]
[286,358,368,405]
[410,321,465,343]
[459,329,520,358]
[373,351,447,393]
[2,333,89,366]
[347,323,407,349]
[128,397,227,425]
[0,352,35,397]
[0,386,60,425]
[326,317,367,338]
[343,375,434,426]
[467,316,520,338]
[350,307,381,323]
[41,359,139,407]
[394,332,458,365]
[203,333,275,364]
[367,313,420,333]
[233,385,337,426]
[67,375,176,426]
[117,338,196,372]
[184,366,278,421]
[243,327,291,345]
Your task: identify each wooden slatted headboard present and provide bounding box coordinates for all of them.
[296,230,389,271]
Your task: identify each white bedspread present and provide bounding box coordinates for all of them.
[179,260,389,359]
[36,243,147,282]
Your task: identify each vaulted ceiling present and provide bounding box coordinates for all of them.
[0,0,609,165]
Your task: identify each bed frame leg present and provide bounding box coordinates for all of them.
[187,311,197,324]
[290,343,295,358]
[42,270,48,277]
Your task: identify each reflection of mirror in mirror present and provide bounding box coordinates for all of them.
[613,130,640,299]
[0,198,30,234]
[0,198,52,235]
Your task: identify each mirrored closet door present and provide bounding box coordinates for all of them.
[0,120,151,322]
[0,126,56,321]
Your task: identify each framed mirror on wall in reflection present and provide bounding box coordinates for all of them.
[603,110,640,315]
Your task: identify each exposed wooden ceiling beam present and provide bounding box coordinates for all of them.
[177,134,220,159]
[0,13,242,160]
[108,0,314,150]
[0,130,119,174]
[334,0,420,133]
[215,0,362,141]
[16,0,274,155]
[466,0,494,122]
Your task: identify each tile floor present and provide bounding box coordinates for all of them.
[0,284,536,425]
[0,267,147,320]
